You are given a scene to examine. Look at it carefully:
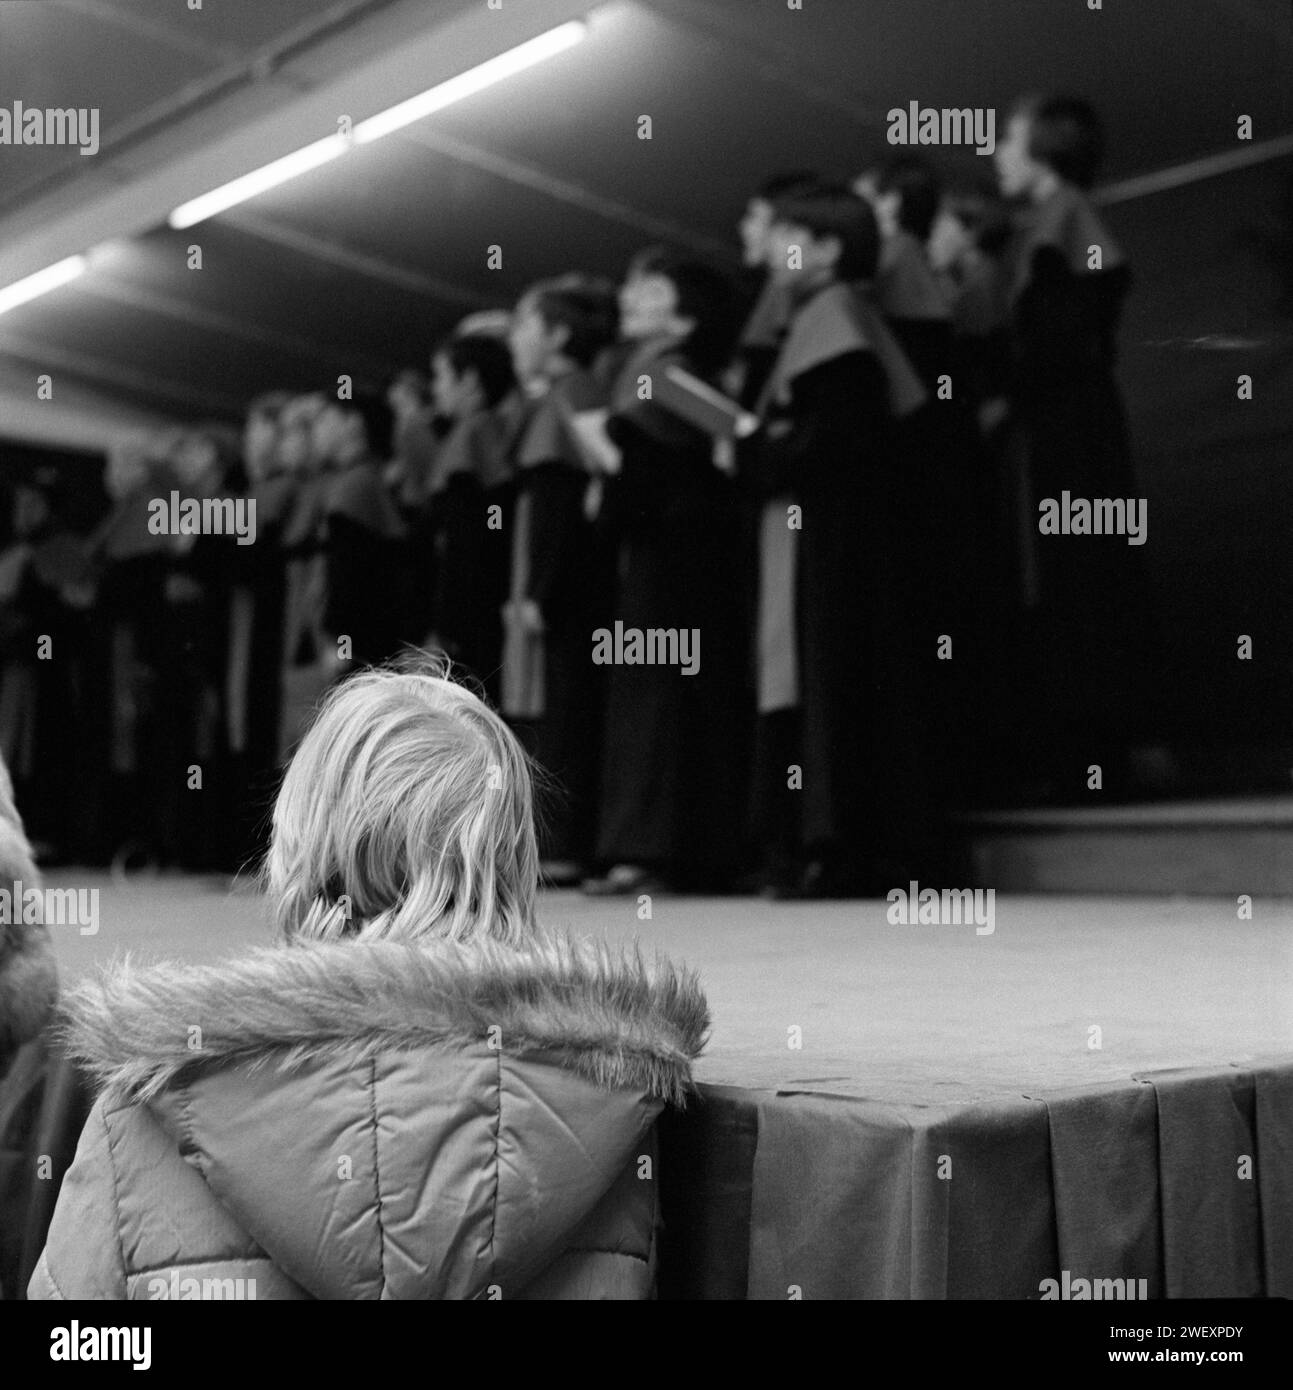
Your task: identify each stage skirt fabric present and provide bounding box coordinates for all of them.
[657,1062,1293,1299]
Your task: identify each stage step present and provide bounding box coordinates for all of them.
[964,795,1293,895]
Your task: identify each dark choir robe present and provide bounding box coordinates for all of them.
[594,337,745,884]
[1004,184,1150,767]
[942,247,1011,402]
[322,457,408,670]
[876,230,955,388]
[873,229,963,566]
[88,464,181,859]
[0,527,97,859]
[389,407,451,647]
[729,275,796,409]
[277,470,333,759]
[727,275,797,868]
[938,247,1021,791]
[752,280,936,881]
[503,368,608,866]
[425,401,518,703]
[224,471,293,863]
[150,512,237,870]
[875,231,984,801]
[730,284,798,595]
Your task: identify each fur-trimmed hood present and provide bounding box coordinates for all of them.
[60,931,709,1107]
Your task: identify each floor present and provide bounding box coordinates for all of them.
[40,871,1293,1103]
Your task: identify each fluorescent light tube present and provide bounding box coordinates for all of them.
[169,133,350,229]
[167,19,588,230]
[354,20,587,143]
[0,255,88,316]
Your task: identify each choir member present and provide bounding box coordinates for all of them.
[315,396,408,671]
[858,156,955,388]
[386,368,447,650]
[0,472,95,862]
[927,183,1022,794]
[862,157,980,808]
[276,395,335,760]
[928,183,1012,405]
[750,183,935,895]
[732,172,820,407]
[149,427,241,870]
[226,394,295,864]
[994,94,1152,793]
[90,440,182,867]
[727,177,820,883]
[424,332,518,702]
[583,253,745,895]
[504,275,618,884]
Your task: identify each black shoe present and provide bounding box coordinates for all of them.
[582,864,671,897]
[540,859,586,888]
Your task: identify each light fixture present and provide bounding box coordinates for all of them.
[168,19,588,230]
[352,20,586,144]
[0,255,87,317]
[168,134,350,230]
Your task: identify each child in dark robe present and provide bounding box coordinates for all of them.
[750,183,935,896]
[149,427,241,870]
[424,333,518,703]
[928,185,1020,797]
[275,396,335,760]
[88,443,182,869]
[583,255,745,896]
[315,397,408,672]
[860,158,955,388]
[0,474,94,863]
[732,173,821,408]
[503,276,618,884]
[994,94,1154,796]
[385,369,443,650]
[862,158,981,813]
[227,394,295,866]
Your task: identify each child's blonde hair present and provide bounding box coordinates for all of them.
[267,659,540,946]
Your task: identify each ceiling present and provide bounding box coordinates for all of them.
[0,0,1290,432]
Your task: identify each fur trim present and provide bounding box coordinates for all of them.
[58,933,709,1109]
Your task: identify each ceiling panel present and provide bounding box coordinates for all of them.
[65,0,358,57]
[0,3,212,201]
[244,134,679,296]
[94,224,463,379]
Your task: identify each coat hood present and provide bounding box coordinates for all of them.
[60,932,708,1106]
[54,933,709,1298]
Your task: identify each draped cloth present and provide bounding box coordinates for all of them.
[657,1062,1293,1299]
[754,280,927,714]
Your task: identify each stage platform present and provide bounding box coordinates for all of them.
[965,794,1293,895]
[37,873,1293,1300]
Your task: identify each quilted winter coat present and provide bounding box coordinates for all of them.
[28,933,708,1300]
